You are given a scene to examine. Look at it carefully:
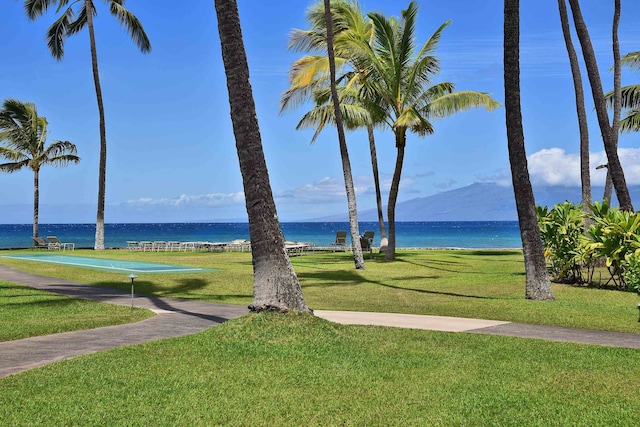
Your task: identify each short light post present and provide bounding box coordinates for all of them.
[128,274,138,309]
[637,303,640,322]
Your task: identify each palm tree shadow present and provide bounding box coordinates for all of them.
[297,269,496,299]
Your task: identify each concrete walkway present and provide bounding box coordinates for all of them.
[1,264,639,378]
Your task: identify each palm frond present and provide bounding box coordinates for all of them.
[24,0,56,20]
[620,109,640,133]
[46,6,75,59]
[620,51,640,70]
[605,84,640,110]
[0,160,30,173]
[0,146,29,163]
[109,0,151,53]
[424,91,500,120]
[67,1,90,36]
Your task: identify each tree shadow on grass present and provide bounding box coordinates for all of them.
[297,269,496,299]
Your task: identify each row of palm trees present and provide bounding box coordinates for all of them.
[281,0,500,262]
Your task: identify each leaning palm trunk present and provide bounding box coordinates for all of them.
[214,0,310,312]
[367,125,387,251]
[385,131,406,261]
[324,0,365,269]
[558,0,592,215]
[504,0,554,301]
[86,2,107,250]
[33,169,39,238]
[568,0,632,211]
[604,0,622,205]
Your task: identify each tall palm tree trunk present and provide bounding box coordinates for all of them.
[367,125,387,251]
[605,0,622,205]
[324,0,365,269]
[214,0,310,313]
[558,0,591,215]
[86,0,106,250]
[568,0,633,211]
[385,131,406,261]
[33,169,39,238]
[504,0,554,301]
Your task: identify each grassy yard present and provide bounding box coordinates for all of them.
[1,250,639,425]
[0,280,153,341]
[1,249,639,333]
[1,313,638,426]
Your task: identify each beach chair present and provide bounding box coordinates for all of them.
[47,236,74,251]
[32,236,50,250]
[363,230,375,245]
[331,231,348,251]
[360,235,374,258]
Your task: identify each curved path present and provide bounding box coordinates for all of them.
[1,265,639,378]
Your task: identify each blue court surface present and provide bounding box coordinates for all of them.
[1,254,217,274]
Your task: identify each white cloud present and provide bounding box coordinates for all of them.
[526,147,640,186]
[274,175,416,204]
[116,192,246,209]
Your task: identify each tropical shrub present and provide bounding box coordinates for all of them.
[584,202,640,290]
[621,251,640,294]
[537,202,588,283]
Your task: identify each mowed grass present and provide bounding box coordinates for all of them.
[1,249,639,333]
[1,313,638,426]
[0,280,153,341]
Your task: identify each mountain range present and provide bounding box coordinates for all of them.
[314,182,639,222]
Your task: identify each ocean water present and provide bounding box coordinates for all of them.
[0,221,523,250]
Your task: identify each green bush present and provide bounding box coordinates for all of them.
[585,203,640,290]
[537,202,588,283]
[539,200,640,290]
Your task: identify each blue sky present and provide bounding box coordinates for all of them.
[2,0,640,224]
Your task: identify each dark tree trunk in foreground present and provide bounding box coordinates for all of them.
[504,0,554,301]
[214,0,310,313]
[86,0,107,250]
[367,125,387,252]
[324,0,365,269]
[558,0,592,214]
[568,0,633,211]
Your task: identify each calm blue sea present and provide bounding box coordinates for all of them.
[0,222,522,250]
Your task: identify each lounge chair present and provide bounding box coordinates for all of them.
[47,236,74,251]
[285,241,308,257]
[32,236,50,250]
[363,230,375,245]
[331,231,348,251]
[360,235,374,258]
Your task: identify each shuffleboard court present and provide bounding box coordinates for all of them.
[0,254,217,274]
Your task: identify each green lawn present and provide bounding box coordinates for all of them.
[1,250,639,425]
[1,313,638,426]
[0,280,153,341]
[1,249,639,333]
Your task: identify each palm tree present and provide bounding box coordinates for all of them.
[567,0,633,211]
[504,0,554,301]
[213,0,310,312]
[323,0,365,269]
[557,0,592,215]
[24,0,151,250]
[283,1,389,253]
[0,99,80,239]
[346,1,499,260]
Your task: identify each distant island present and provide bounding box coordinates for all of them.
[311,182,634,222]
